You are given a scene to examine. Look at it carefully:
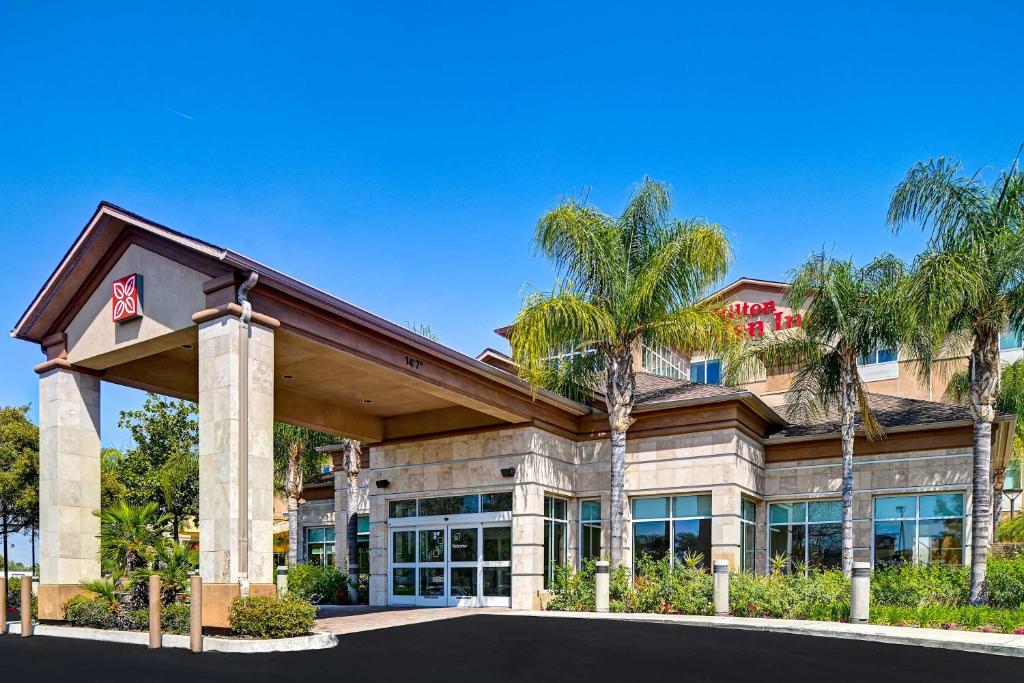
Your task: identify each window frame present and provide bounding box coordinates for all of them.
[871,492,965,568]
[642,342,686,379]
[857,347,898,366]
[766,499,842,575]
[689,358,722,385]
[630,493,713,571]
[543,495,569,589]
[740,498,757,573]
[303,525,336,567]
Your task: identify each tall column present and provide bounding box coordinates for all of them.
[511,483,545,610]
[711,485,742,570]
[197,315,275,627]
[37,367,101,620]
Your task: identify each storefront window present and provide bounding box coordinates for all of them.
[740,499,756,572]
[304,526,335,567]
[388,492,512,519]
[632,494,712,570]
[874,493,964,566]
[768,501,841,574]
[543,496,568,588]
[580,499,601,563]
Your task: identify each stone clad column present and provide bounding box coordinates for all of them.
[711,485,742,569]
[512,482,545,610]
[197,314,275,627]
[37,367,101,620]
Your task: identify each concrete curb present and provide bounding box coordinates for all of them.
[507,611,1024,658]
[3,622,338,653]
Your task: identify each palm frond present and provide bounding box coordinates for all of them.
[887,157,992,247]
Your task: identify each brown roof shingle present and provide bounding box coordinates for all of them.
[770,393,974,438]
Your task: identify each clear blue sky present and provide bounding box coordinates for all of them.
[1,3,1022,562]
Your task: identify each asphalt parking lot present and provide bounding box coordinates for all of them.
[0,614,1018,682]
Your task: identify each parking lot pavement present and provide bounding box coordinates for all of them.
[0,614,1020,682]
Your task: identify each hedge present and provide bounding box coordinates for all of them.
[287,563,349,604]
[228,594,316,639]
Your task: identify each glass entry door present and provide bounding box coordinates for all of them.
[389,523,511,607]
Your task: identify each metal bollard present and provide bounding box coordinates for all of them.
[277,566,288,595]
[149,574,161,648]
[594,561,609,613]
[190,573,203,653]
[713,560,729,616]
[850,561,870,623]
[0,577,6,634]
[21,578,32,637]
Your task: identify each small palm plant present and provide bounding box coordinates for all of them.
[80,571,126,614]
[95,501,170,608]
[152,540,199,605]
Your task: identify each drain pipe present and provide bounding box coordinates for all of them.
[237,271,258,598]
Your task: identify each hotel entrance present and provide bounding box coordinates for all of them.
[387,493,514,608]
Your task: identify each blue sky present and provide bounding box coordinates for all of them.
[0,3,1022,561]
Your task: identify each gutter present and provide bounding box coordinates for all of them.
[236,271,258,597]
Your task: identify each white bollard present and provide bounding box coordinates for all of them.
[713,560,729,616]
[277,566,288,595]
[594,561,609,613]
[850,562,870,623]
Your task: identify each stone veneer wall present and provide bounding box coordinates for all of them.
[366,426,576,609]
[764,446,974,566]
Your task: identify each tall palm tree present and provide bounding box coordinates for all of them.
[726,253,912,576]
[888,152,1024,602]
[337,439,362,602]
[510,178,736,567]
[946,357,1024,527]
[273,424,337,564]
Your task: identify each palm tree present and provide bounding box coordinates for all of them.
[337,439,362,602]
[510,178,736,567]
[888,152,1024,603]
[946,357,1024,527]
[152,540,199,605]
[726,253,912,576]
[94,502,170,608]
[273,424,337,565]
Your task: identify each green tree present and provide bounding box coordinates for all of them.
[726,254,912,576]
[888,152,1024,602]
[0,406,39,583]
[273,424,339,564]
[114,395,199,540]
[100,447,128,510]
[510,178,736,566]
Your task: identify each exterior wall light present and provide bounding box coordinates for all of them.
[376,479,390,489]
[500,466,516,478]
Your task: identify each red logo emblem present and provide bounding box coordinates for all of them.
[112,273,143,322]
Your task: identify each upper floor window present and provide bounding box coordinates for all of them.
[642,342,685,379]
[858,348,897,366]
[1000,327,1023,351]
[690,358,722,385]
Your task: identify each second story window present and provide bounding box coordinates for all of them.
[858,348,897,366]
[642,342,685,379]
[690,358,722,384]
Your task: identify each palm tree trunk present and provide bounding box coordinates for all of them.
[287,496,299,565]
[968,330,999,604]
[605,348,636,569]
[172,514,180,544]
[346,458,359,603]
[2,513,8,585]
[992,468,1005,531]
[840,364,856,577]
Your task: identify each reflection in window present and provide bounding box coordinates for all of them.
[690,359,722,385]
[304,526,335,567]
[768,501,841,574]
[543,496,568,588]
[388,491,512,519]
[1000,327,1023,351]
[740,499,757,573]
[631,495,712,570]
[858,348,898,365]
[642,342,686,379]
[580,499,602,563]
[873,494,964,566]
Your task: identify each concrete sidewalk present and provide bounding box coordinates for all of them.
[506,610,1024,658]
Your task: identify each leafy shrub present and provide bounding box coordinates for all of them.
[287,563,347,604]
[870,562,969,607]
[228,594,316,638]
[551,557,712,615]
[162,602,192,634]
[64,595,117,629]
[547,561,597,611]
[986,556,1024,609]
[6,577,38,619]
[870,604,1024,634]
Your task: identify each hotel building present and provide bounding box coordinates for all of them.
[14,204,1015,620]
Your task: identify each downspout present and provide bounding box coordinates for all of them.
[237,271,258,598]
